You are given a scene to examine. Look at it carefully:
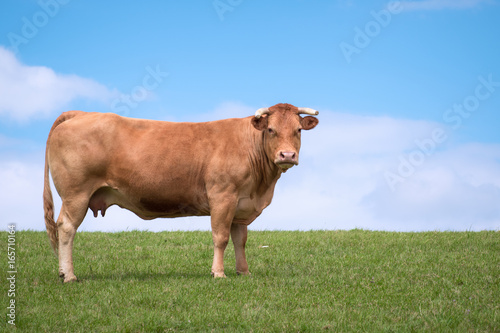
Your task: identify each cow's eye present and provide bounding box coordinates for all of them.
[268,128,276,135]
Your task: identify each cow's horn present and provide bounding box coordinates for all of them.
[297,107,319,116]
[255,107,270,119]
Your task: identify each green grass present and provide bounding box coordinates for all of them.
[1,230,499,332]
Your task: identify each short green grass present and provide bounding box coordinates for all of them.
[2,230,499,332]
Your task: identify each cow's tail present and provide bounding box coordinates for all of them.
[44,111,85,255]
[44,142,58,254]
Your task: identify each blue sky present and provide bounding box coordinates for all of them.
[1,0,499,232]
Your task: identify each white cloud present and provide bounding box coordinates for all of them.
[0,46,119,121]
[161,100,256,123]
[362,145,500,230]
[197,101,256,121]
[399,0,490,11]
[2,104,499,232]
[0,158,44,229]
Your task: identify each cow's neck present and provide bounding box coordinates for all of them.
[249,125,282,188]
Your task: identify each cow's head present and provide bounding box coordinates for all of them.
[251,103,319,172]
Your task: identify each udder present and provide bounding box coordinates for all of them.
[88,187,116,217]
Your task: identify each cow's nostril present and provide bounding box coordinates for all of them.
[279,151,297,162]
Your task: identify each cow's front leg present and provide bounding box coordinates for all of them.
[210,197,237,278]
[231,223,250,275]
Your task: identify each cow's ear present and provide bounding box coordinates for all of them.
[251,115,268,131]
[301,116,319,130]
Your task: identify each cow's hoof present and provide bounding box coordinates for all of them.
[63,274,78,283]
[211,271,227,278]
[237,271,251,276]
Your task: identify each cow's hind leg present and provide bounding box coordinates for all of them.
[57,197,88,283]
[231,223,250,276]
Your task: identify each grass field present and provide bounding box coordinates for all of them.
[2,230,499,332]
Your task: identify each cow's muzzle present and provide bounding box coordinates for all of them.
[276,151,298,171]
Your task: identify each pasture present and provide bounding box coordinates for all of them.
[2,230,498,332]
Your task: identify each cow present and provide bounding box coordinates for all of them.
[43,103,319,282]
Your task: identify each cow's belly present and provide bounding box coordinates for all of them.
[137,195,210,218]
[88,186,210,220]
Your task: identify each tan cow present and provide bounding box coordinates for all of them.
[43,103,319,282]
